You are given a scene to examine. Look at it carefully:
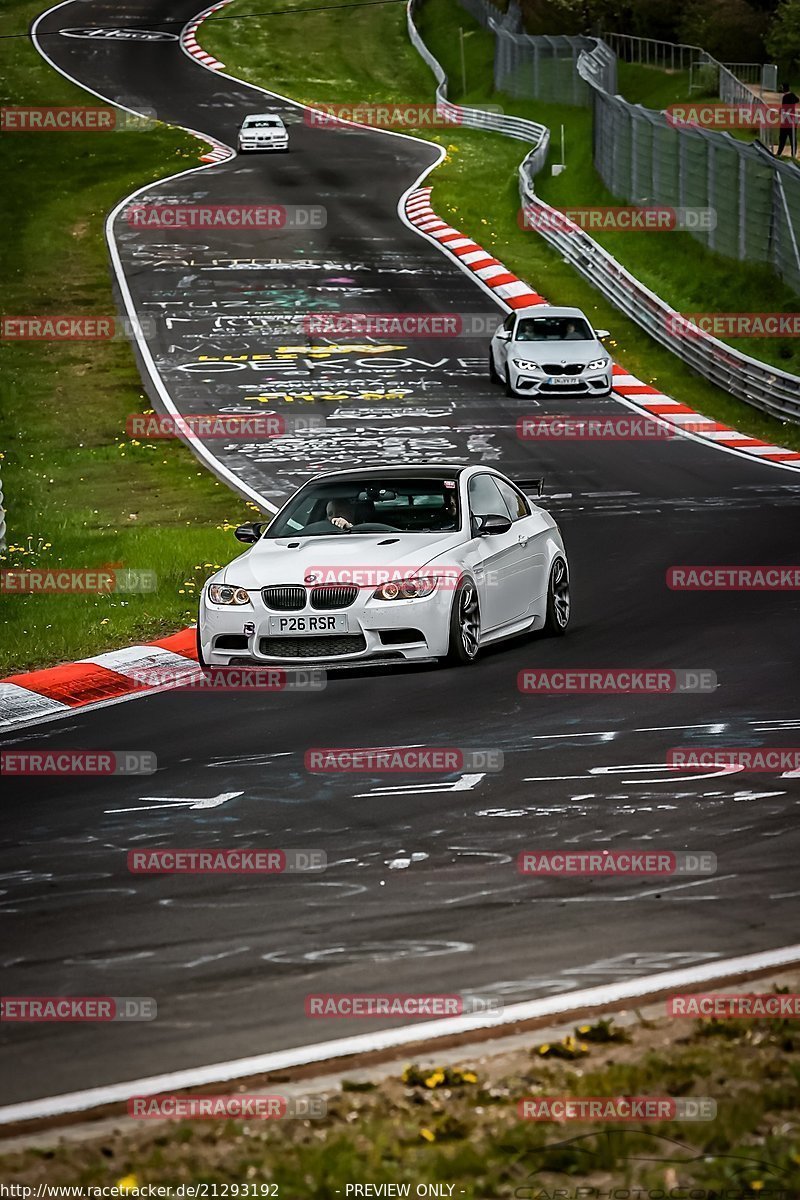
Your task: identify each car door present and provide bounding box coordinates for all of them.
[493,478,550,614]
[466,474,530,630]
[493,311,516,374]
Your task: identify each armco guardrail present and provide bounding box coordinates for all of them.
[406,0,550,177]
[517,186,800,423]
[407,0,800,424]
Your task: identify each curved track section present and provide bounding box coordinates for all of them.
[1,0,798,1108]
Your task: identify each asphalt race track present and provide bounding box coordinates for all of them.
[2,0,800,1107]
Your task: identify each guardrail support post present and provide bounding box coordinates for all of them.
[0,463,6,553]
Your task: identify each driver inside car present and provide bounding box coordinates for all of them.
[326,499,357,530]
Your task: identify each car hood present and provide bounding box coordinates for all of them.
[511,338,603,363]
[220,531,465,588]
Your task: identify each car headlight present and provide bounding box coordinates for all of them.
[372,576,438,601]
[587,357,610,370]
[512,359,540,372]
[207,584,252,606]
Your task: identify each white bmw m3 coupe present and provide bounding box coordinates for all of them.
[197,465,570,669]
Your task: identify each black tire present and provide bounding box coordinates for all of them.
[542,557,571,636]
[445,579,481,665]
[504,366,516,398]
[489,351,502,384]
[195,622,208,669]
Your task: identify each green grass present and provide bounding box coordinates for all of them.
[616,62,695,108]
[204,0,800,453]
[0,1,257,675]
[202,0,435,104]
[3,1004,799,1194]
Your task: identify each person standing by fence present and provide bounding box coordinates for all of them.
[776,83,799,158]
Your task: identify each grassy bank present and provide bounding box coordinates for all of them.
[0,2,254,675]
[3,994,798,1193]
[205,0,800,453]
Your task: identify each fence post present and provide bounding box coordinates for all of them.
[707,140,716,252]
[0,462,6,552]
[738,153,747,260]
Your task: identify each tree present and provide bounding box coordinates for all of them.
[766,0,800,75]
[679,0,769,62]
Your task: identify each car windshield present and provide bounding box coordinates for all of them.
[244,118,282,128]
[515,316,593,342]
[266,477,462,537]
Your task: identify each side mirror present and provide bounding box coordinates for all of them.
[475,513,512,536]
[497,330,511,341]
[595,329,610,339]
[234,522,265,544]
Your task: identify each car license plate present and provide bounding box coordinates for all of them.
[268,615,348,636]
[550,376,580,385]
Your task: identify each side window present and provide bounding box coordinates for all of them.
[503,312,516,334]
[495,479,530,521]
[468,474,507,520]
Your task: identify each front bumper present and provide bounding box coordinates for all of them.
[199,588,452,666]
[238,137,289,151]
[510,368,611,396]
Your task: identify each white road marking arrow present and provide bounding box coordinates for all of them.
[106,792,243,814]
[354,773,486,797]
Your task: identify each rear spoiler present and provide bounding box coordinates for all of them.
[516,476,545,497]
